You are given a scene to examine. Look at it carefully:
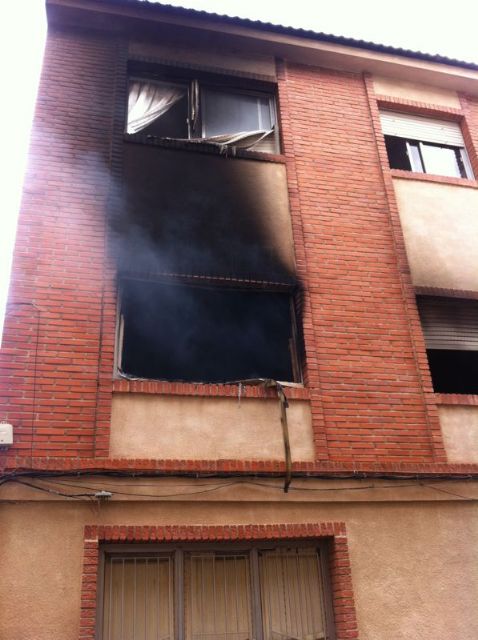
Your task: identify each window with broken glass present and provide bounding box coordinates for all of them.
[118,67,296,385]
[126,69,279,153]
[100,545,335,640]
[117,277,302,384]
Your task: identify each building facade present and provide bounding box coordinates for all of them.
[1,1,478,638]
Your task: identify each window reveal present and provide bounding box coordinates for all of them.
[118,278,301,384]
[126,74,278,153]
[101,547,332,640]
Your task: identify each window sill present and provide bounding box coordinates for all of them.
[112,378,309,400]
[390,169,477,188]
[435,393,478,406]
[124,133,286,163]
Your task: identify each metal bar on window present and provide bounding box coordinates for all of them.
[176,550,184,640]
[101,547,332,640]
[250,548,264,640]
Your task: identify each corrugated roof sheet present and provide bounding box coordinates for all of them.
[94,0,478,70]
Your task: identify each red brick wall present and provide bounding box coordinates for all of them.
[3,21,474,465]
[0,26,119,457]
[278,62,443,462]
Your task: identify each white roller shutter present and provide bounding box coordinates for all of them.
[380,111,464,146]
[417,297,478,351]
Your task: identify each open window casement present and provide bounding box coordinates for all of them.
[127,79,189,137]
[126,76,278,153]
[380,111,474,179]
[417,296,478,394]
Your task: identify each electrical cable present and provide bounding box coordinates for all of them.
[26,476,418,494]
[420,483,476,501]
[13,478,97,500]
[3,476,477,502]
[6,478,244,500]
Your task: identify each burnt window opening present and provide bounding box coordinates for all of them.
[118,278,302,384]
[380,111,474,179]
[126,69,279,153]
[425,350,478,394]
[417,296,478,395]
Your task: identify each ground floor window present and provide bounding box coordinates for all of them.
[100,545,333,640]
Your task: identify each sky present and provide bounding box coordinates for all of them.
[0,0,477,337]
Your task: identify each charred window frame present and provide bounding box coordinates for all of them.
[417,295,478,394]
[126,64,280,153]
[98,542,336,640]
[116,276,303,385]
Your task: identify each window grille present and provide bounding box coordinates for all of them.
[101,546,333,640]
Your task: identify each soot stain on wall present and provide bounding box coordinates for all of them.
[115,145,295,281]
[110,145,301,383]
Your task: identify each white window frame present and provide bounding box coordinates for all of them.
[380,110,474,179]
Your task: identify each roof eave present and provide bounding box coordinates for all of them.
[46,0,478,94]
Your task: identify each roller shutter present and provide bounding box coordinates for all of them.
[417,296,478,350]
[380,111,464,146]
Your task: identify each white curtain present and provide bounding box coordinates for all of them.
[127,81,186,134]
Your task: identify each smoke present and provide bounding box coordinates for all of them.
[109,143,301,383]
[110,144,296,282]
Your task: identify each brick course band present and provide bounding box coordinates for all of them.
[2,455,478,476]
[112,378,310,400]
[375,94,464,119]
[79,522,358,640]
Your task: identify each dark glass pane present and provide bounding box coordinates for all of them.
[202,89,272,137]
[141,93,189,138]
[121,280,295,383]
[384,135,411,170]
[426,349,478,394]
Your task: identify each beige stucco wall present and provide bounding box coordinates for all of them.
[110,393,314,461]
[393,178,478,291]
[440,405,478,463]
[1,493,477,640]
[372,75,461,107]
[129,39,276,77]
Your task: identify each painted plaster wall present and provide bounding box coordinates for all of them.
[1,499,477,640]
[110,394,315,461]
[440,405,478,463]
[129,39,276,77]
[372,75,461,107]
[393,179,478,291]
